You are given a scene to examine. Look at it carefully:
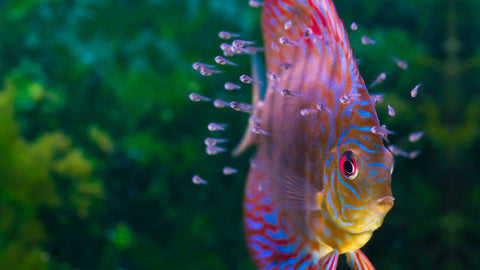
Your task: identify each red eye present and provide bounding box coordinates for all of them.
[340,151,357,179]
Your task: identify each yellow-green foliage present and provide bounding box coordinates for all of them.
[0,80,104,269]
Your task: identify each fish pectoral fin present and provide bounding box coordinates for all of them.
[249,159,321,211]
[346,250,375,270]
[319,250,339,270]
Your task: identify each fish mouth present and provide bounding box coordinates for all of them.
[370,196,395,214]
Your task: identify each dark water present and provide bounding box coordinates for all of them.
[0,0,478,269]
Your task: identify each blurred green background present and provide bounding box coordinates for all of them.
[0,0,479,269]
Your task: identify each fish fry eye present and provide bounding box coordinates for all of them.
[340,151,357,179]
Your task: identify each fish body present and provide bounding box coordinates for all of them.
[238,0,395,269]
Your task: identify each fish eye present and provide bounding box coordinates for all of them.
[340,151,358,179]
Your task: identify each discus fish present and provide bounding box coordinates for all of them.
[234,1,395,269]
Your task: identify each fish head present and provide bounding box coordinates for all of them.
[323,132,394,234]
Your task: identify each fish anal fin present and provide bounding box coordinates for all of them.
[346,250,375,270]
[319,250,339,270]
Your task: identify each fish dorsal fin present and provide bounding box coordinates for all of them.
[262,0,355,72]
[250,159,320,211]
[232,55,265,156]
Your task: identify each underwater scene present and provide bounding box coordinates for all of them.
[0,0,479,269]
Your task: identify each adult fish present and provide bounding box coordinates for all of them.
[235,0,395,269]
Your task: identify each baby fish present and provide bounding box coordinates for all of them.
[300,108,318,116]
[370,94,384,105]
[213,99,230,108]
[192,175,207,185]
[388,145,409,157]
[388,145,421,159]
[224,82,241,90]
[218,31,240,40]
[230,101,253,113]
[391,57,408,70]
[409,150,421,159]
[278,36,298,46]
[361,35,376,45]
[316,103,331,113]
[222,166,238,175]
[371,124,394,141]
[200,67,222,76]
[215,56,237,66]
[267,71,280,81]
[411,83,422,97]
[251,124,269,135]
[189,93,211,102]
[350,22,358,31]
[369,72,386,88]
[232,39,255,48]
[192,62,214,71]
[280,88,301,97]
[204,137,228,146]
[408,131,424,143]
[206,145,227,155]
[207,122,227,132]
[339,92,362,104]
[388,104,396,116]
[249,0,263,7]
[240,74,262,84]
[220,43,235,56]
[284,20,292,30]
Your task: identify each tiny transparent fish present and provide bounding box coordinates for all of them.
[300,108,318,116]
[361,35,375,45]
[218,31,240,40]
[192,175,207,185]
[204,137,228,146]
[207,122,227,132]
[280,88,301,97]
[189,93,211,102]
[284,20,292,30]
[316,103,331,113]
[222,166,238,175]
[192,62,214,71]
[279,36,298,46]
[213,99,230,108]
[251,124,269,135]
[206,145,227,155]
[215,56,237,66]
[249,0,263,7]
[230,101,253,113]
[224,82,241,90]
[371,124,394,141]
[391,57,408,70]
[240,74,262,84]
[411,83,422,97]
[200,67,222,76]
[369,72,386,88]
[388,104,396,116]
[339,92,361,104]
[408,131,424,143]
[267,71,280,81]
[232,39,255,48]
[370,94,384,105]
[350,22,358,31]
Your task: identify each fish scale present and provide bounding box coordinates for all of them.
[238,0,395,269]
